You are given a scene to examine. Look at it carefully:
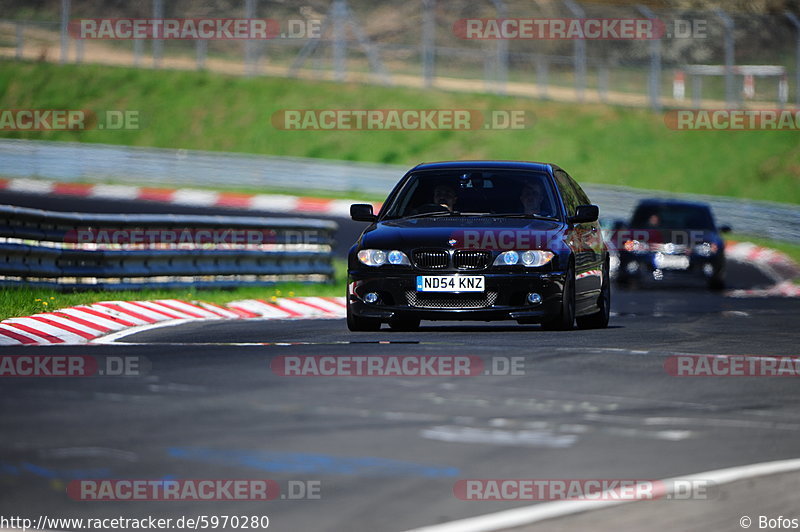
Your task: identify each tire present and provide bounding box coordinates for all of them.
[388,317,420,331]
[577,261,611,330]
[541,264,575,331]
[708,266,725,292]
[346,302,381,332]
[707,276,725,291]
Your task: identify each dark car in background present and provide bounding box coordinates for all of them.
[346,161,610,331]
[615,199,730,290]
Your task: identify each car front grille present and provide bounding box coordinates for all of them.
[453,250,490,270]
[405,290,498,309]
[413,249,449,269]
[650,243,688,255]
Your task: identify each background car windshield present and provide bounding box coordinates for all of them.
[631,204,716,230]
[383,171,559,218]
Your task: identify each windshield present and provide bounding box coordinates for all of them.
[382,170,560,219]
[631,204,716,230]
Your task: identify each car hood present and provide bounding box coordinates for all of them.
[359,217,564,250]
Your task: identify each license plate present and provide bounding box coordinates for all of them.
[654,254,690,270]
[416,275,485,292]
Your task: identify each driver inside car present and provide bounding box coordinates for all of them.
[433,184,458,213]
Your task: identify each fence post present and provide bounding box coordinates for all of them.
[490,0,508,95]
[152,0,164,68]
[787,12,800,108]
[422,0,436,88]
[563,0,586,102]
[535,56,549,98]
[196,39,207,70]
[715,9,736,107]
[15,22,23,60]
[332,0,347,81]
[637,4,662,111]
[692,75,702,108]
[60,0,70,64]
[244,0,257,76]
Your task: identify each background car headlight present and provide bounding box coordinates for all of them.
[358,249,409,266]
[624,240,649,253]
[693,243,718,257]
[494,250,554,267]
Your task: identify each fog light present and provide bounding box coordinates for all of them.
[527,292,542,305]
[626,261,639,274]
[703,264,714,277]
[653,268,663,281]
[364,292,379,304]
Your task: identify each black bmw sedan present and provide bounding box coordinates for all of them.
[346,161,610,331]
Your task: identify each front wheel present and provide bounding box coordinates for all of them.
[541,265,575,331]
[346,302,381,332]
[577,262,611,329]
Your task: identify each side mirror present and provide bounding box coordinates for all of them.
[350,204,377,222]
[719,224,732,233]
[569,204,599,224]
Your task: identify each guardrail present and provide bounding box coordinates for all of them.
[1,139,798,244]
[0,204,337,290]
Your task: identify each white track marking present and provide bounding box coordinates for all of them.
[89,184,140,200]
[2,318,87,343]
[7,178,55,194]
[131,301,197,319]
[403,457,800,532]
[87,304,150,325]
[29,314,102,336]
[157,299,225,318]
[55,308,127,330]
[249,194,298,212]
[171,188,220,206]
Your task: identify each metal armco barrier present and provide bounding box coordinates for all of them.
[0,204,337,290]
[1,139,798,244]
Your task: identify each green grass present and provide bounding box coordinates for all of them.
[1,60,798,204]
[0,261,347,322]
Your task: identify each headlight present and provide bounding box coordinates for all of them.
[521,250,555,267]
[387,250,411,265]
[494,250,554,267]
[693,243,718,257]
[357,249,409,266]
[624,240,649,253]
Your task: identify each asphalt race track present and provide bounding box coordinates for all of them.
[1,190,799,532]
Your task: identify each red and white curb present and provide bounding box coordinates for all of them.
[0,297,346,346]
[725,241,800,298]
[0,177,380,218]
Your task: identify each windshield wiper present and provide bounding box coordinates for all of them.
[398,211,459,220]
[484,213,559,221]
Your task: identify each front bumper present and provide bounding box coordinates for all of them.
[618,252,724,280]
[347,270,566,322]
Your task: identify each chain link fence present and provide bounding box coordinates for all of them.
[1,0,799,110]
